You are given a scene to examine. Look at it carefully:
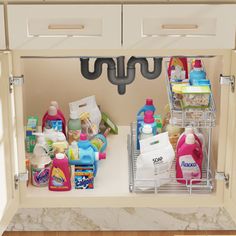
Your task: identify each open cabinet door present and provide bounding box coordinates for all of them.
[224,50,236,223]
[0,52,19,235]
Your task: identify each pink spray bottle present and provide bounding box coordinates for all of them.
[176,133,203,185]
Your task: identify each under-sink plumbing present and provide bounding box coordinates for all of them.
[80,56,163,95]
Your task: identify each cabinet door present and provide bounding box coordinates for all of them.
[0,53,19,235]
[224,51,236,223]
[8,4,121,49]
[0,5,6,49]
[123,5,236,49]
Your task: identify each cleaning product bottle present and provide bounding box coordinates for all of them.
[176,134,203,184]
[140,124,153,140]
[142,111,157,135]
[42,106,66,136]
[137,98,156,116]
[176,127,203,153]
[68,110,81,144]
[90,128,110,153]
[67,141,79,161]
[48,153,71,191]
[43,101,66,126]
[77,133,106,176]
[31,134,51,187]
[189,60,206,85]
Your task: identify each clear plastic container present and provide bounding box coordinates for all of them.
[181,86,211,108]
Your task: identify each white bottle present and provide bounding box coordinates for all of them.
[140,124,153,140]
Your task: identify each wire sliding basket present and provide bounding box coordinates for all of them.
[165,60,216,128]
[128,123,214,194]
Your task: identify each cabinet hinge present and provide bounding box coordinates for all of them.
[215,171,229,189]
[14,171,28,190]
[220,74,235,93]
[9,75,24,93]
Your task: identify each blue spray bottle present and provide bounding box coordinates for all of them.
[136,99,156,150]
[69,133,106,176]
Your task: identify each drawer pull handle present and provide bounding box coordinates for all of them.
[48,24,85,30]
[161,24,198,30]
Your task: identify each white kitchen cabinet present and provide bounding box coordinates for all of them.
[7,5,121,49]
[123,5,236,49]
[0,5,6,49]
[0,49,235,235]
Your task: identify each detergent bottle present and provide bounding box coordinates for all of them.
[176,127,203,153]
[90,128,110,153]
[140,124,154,140]
[42,106,66,136]
[43,101,66,126]
[137,98,156,116]
[189,60,206,85]
[48,153,71,191]
[176,134,203,184]
[70,133,106,176]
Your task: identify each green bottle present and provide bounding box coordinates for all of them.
[68,111,81,144]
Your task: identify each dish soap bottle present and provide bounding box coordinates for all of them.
[140,124,153,140]
[176,134,203,184]
[48,153,71,191]
[68,110,81,144]
[189,60,206,85]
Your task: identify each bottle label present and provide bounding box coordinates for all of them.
[32,166,50,187]
[179,155,201,180]
[51,167,67,187]
[45,120,62,132]
[68,130,81,144]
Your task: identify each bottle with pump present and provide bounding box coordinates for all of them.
[176,133,203,184]
[189,60,206,85]
[42,106,66,135]
[68,110,81,144]
[49,153,71,191]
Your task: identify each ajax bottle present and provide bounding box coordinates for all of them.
[189,60,206,85]
[68,110,81,144]
[48,153,71,191]
[31,134,51,187]
[176,134,203,184]
[42,105,66,136]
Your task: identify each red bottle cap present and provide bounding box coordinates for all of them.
[99,152,106,160]
[144,111,155,124]
[194,60,202,68]
[80,133,87,141]
[146,98,153,106]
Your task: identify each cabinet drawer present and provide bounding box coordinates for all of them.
[123,5,236,49]
[0,5,6,49]
[8,5,121,49]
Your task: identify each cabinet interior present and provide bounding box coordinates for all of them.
[20,55,223,196]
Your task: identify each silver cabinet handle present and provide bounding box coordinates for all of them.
[48,24,85,30]
[161,24,198,30]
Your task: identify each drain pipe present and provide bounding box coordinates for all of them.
[116,56,126,95]
[80,58,115,80]
[80,56,163,95]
